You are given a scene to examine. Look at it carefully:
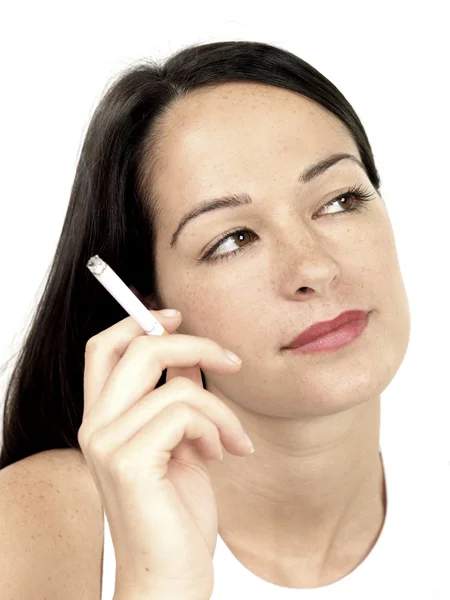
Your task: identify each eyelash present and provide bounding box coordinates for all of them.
[197,183,376,265]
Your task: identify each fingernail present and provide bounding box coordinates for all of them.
[243,434,254,453]
[159,309,180,317]
[224,349,242,364]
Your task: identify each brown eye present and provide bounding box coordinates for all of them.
[231,230,252,248]
[199,184,375,265]
[200,228,257,263]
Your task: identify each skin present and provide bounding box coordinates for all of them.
[137,82,411,587]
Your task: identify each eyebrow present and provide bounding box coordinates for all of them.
[170,152,366,248]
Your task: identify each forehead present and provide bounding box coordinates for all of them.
[151,82,358,222]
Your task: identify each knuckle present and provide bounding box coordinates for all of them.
[168,376,198,393]
[168,400,194,420]
[77,425,87,448]
[85,334,101,354]
[109,450,135,483]
[128,335,150,352]
[77,422,95,449]
[86,430,109,461]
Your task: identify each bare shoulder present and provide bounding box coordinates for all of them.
[0,447,102,515]
[0,448,104,599]
[0,446,95,483]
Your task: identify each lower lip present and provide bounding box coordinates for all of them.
[285,314,370,354]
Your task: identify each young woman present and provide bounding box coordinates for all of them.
[1,40,448,599]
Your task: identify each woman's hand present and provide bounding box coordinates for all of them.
[78,309,253,599]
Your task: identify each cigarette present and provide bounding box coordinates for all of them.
[86,255,169,336]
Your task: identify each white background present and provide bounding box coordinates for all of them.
[0,1,448,464]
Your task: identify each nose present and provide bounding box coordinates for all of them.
[274,226,341,299]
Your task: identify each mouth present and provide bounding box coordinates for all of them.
[283,310,371,354]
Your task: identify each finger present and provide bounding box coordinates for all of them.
[83,309,182,416]
[86,334,241,431]
[165,364,203,388]
[109,403,226,487]
[84,377,250,459]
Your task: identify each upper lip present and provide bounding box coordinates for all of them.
[284,310,370,349]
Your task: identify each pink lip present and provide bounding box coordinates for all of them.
[284,310,370,352]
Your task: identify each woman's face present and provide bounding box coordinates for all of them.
[145,82,410,417]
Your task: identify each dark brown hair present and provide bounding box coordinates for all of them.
[0,40,381,470]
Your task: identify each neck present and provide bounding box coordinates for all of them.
[207,395,386,573]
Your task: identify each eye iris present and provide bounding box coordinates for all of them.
[206,188,369,263]
[342,195,358,208]
[213,229,251,257]
[235,231,248,246]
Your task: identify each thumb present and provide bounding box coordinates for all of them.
[165,364,203,388]
[149,307,183,335]
[129,286,183,336]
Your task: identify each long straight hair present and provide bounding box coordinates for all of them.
[0,40,381,470]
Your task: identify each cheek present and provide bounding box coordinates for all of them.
[353,209,398,274]
[163,270,234,332]
[365,219,411,340]
[369,219,402,282]
[174,272,251,344]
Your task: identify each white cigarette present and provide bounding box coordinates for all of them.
[86,255,169,336]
